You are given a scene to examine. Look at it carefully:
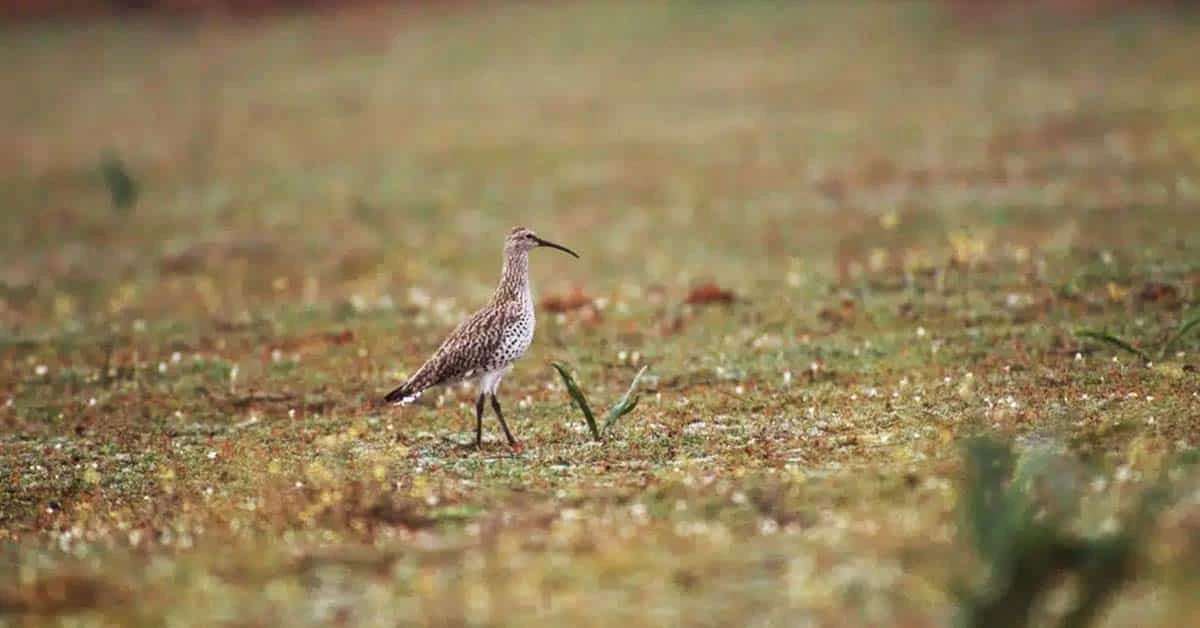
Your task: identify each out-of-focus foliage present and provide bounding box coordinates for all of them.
[2,0,1199,625]
[955,437,1190,628]
[2,0,1198,19]
[99,151,138,213]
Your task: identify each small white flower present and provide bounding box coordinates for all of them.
[1114,466,1133,483]
[171,352,182,364]
[206,450,218,460]
[35,365,48,376]
[158,362,167,374]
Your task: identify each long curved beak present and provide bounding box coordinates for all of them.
[534,236,580,258]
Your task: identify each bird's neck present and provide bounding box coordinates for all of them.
[494,249,531,305]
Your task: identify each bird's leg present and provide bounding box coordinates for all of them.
[474,392,486,447]
[490,395,519,447]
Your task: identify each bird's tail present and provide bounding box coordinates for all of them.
[384,381,422,405]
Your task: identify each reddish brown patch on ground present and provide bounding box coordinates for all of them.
[1137,281,1182,309]
[819,298,858,328]
[540,287,593,313]
[684,284,735,306]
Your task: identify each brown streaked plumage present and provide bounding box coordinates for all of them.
[384,227,579,448]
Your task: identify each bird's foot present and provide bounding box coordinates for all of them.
[506,440,524,454]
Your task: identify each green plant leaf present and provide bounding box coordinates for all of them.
[1074,329,1150,363]
[551,362,600,441]
[1159,309,1200,360]
[955,435,1184,628]
[603,365,647,433]
[99,150,139,212]
[961,437,1018,564]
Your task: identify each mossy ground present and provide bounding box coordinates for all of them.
[2,2,1199,625]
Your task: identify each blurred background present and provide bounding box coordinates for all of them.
[0,0,1197,17]
[4,0,1199,335]
[4,2,1200,625]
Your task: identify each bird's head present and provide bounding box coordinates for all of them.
[505,227,580,258]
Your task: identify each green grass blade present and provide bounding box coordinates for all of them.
[1159,310,1200,360]
[99,150,139,212]
[603,365,647,434]
[1074,329,1150,363]
[961,437,1017,564]
[551,362,601,441]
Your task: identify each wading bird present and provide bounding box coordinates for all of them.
[384,227,579,449]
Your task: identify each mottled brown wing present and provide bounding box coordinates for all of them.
[384,305,510,403]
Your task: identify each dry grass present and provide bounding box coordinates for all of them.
[2,1,1200,625]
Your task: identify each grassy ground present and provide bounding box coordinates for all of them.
[2,1,1200,625]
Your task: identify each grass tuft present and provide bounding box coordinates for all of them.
[603,365,648,433]
[551,362,601,441]
[955,436,1184,628]
[1075,308,1200,364]
[1159,309,1200,360]
[98,150,139,212]
[1073,329,1151,363]
[551,363,648,441]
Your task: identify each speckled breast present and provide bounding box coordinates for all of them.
[493,297,536,367]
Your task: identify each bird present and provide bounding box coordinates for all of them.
[384,226,579,449]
